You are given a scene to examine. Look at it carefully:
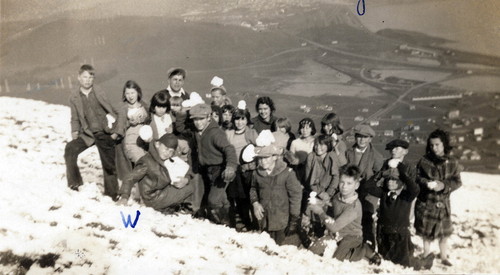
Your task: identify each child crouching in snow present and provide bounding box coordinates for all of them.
[118,134,203,214]
[307,165,381,265]
[364,160,434,270]
[246,130,303,245]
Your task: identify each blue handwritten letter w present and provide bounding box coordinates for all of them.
[120,210,141,228]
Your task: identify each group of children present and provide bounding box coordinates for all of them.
[66,65,463,271]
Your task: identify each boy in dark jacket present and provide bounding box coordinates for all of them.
[364,160,435,270]
[176,103,238,225]
[119,134,202,213]
[248,135,303,245]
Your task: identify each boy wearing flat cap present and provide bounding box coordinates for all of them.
[362,140,434,270]
[119,134,202,213]
[247,131,303,245]
[179,103,238,225]
[157,67,190,101]
[346,124,383,248]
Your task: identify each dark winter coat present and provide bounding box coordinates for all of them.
[250,159,303,231]
[304,151,341,197]
[195,120,237,169]
[121,143,194,210]
[345,143,384,183]
[251,115,277,134]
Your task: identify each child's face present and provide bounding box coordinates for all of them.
[355,134,372,149]
[234,117,247,131]
[78,71,94,89]
[278,126,287,134]
[155,106,167,117]
[169,74,184,92]
[258,104,271,121]
[222,111,232,123]
[314,142,328,157]
[170,103,182,113]
[211,112,220,124]
[124,88,139,105]
[156,142,176,160]
[194,116,211,131]
[391,146,408,160]
[386,179,401,191]
[211,90,224,106]
[257,155,277,170]
[339,175,360,198]
[300,124,312,138]
[323,123,333,135]
[430,137,445,157]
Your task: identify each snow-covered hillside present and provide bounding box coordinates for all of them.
[0,96,499,274]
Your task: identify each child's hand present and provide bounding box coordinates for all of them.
[253,202,265,220]
[172,177,189,189]
[318,192,331,202]
[433,180,445,191]
[309,203,324,215]
[427,181,438,190]
[301,215,311,228]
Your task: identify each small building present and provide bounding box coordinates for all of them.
[409,105,416,110]
[354,116,364,122]
[474,128,484,136]
[412,125,420,131]
[458,136,465,143]
[384,130,394,137]
[470,151,481,161]
[369,120,379,127]
[362,108,369,113]
[448,110,460,119]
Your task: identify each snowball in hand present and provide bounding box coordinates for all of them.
[106,114,116,129]
[427,181,438,189]
[210,76,224,87]
[242,144,256,162]
[139,125,153,142]
[237,100,247,110]
[388,158,401,168]
[309,191,318,205]
[182,92,205,108]
[256,130,275,147]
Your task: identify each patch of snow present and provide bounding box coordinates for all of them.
[1,97,499,274]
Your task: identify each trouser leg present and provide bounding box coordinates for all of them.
[94,133,119,199]
[64,137,89,189]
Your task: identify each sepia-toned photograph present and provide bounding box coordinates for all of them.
[1,0,499,274]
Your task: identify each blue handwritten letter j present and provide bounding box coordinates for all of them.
[120,210,141,228]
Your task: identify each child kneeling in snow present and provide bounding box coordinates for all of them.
[307,165,381,265]
[118,134,203,214]
[364,160,434,270]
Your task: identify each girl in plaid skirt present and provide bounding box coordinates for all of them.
[415,129,462,266]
